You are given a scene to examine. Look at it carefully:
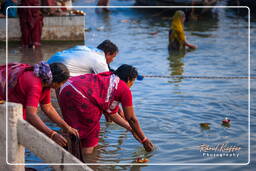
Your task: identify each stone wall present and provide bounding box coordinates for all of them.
[0,102,93,171]
[0,15,85,41]
[0,103,24,171]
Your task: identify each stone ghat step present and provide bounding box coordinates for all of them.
[0,15,85,41]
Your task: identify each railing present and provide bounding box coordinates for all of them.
[0,102,93,171]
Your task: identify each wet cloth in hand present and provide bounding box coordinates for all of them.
[63,133,84,162]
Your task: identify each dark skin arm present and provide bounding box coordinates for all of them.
[26,106,67,147]
[117,107,125,119]
[123,106,154,152]
[40,103,79,137]
[177,30,197,49]
[109,112,132,131]
[104,107,125,122]
[185,41,197,49]
[108,112,142,143]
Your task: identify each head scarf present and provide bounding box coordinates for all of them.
[170,10,186,45]
[33,61,53,85]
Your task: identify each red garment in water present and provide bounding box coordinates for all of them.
[0,64,51,119]
[58,72,132,147]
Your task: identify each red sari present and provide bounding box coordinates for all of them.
[18,0,43,48]
[0,63,51,119]
[58,72,132,148]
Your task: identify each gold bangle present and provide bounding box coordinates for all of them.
[141,137,148,143]
[50,131,57,139]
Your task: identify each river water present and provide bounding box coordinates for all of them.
[1,0,255,170]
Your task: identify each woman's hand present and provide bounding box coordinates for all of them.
[143,139,154,152]
[52,133,68,147]
[189,44,197,49]
[41,104,79,138]
[187,43,197,49]
[65,126,80,138]
[184,41,197,49]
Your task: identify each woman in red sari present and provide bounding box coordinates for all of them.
[18,0,43,48]
[0,61,79,146]
[58,64,154,154]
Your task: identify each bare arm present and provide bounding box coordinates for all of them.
[117,107,125,119]
[108,112,142,143]
[40,103,79,137]
[123,106,154,152]
[123,106,146,141]
[185,41,197,49]
[104,107,125,122]
[26,106,67,146]
[26,106,53,136]
[177,30,197,49]
[109,112,132,131]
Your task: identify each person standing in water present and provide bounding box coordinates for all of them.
[58,64,154,155]
[169,10,197,51]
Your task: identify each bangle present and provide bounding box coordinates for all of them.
[141,137,148,143]
[50,131,57,139]
[65,125,71,132]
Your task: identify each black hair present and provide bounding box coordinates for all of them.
[97,40,119,55]
[50,63,70,83]
[114,64,138,83]
[108,64,115,72]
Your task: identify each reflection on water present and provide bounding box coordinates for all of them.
[187,12,219,32]
[168,50,185,75]
[167,49,185,83]
[20,48,44,64]
[1,0,255,170]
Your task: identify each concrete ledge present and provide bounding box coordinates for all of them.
[0,102,93,171]
[0,15,85,41]
[17,119,92,171]
[0,102,24,171]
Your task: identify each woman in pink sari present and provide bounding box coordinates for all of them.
[18,0,43,48]
[58,64,154,154]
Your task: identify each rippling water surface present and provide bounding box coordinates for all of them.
[1,0,255,170]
